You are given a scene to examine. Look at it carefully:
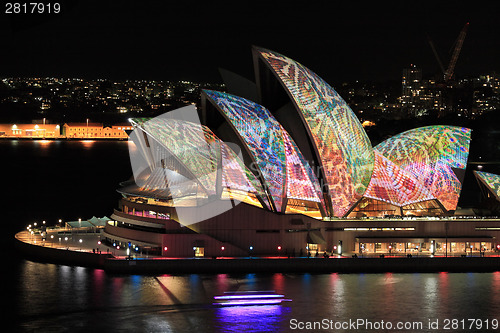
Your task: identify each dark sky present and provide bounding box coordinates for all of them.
[2,0,500,85]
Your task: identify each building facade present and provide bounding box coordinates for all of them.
[63,123,132,138]
[0,123,60,137]
[102,47,500,258]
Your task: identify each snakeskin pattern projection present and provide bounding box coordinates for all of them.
[475,171,500,200]
[220,142,270,209]
[374,126,471,211]
[281,124,324,206]
[256,47,374,217]
[364,152,434,206]
[204,90,325,212]
[204,90,286,211]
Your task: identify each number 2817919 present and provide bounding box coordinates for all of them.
[5,3,61,14]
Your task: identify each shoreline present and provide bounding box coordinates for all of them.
[15,231,500,274]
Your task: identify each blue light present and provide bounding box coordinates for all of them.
[249,246,253,250]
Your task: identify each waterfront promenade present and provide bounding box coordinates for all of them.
[14,228,500,275]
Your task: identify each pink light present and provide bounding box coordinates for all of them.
[277,246,281,250]
[164,246,168,251]
[221,246,225,251]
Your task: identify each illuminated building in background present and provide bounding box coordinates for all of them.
[400,66,445,117]
[102,47,500,258]
[0,123,60,137]
[62,123,132,138]
[401,65,423,117]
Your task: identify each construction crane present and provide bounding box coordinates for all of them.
[444,22,469,81]
[427,22,469,82]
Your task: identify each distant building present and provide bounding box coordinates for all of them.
[401,65,423,116]
[0,123,60,137]
[63,122,103,138]
[472,74,500,117]
[401,66,446,117]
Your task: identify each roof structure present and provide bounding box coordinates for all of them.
[126,48,472,219]
[363,152,434,207]
[203,90,324,213]
[374,126,471,211]
[254,47,374,217]
[130,117,266,205]
[474,171,500,202]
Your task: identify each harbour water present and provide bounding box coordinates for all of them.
[4,140,500,332]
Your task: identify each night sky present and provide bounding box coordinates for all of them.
[2,0,500,85]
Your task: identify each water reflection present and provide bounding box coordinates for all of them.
[37,139,52,146]
[214,305,290,333]
[15,262,500,332]
[80,140,95,149]
[330,273,346,318]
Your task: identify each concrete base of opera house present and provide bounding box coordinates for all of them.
[15,231,500,274]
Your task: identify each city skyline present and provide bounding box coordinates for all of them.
[2,1,500,85]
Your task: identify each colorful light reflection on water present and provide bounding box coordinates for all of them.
[214,304,291,333]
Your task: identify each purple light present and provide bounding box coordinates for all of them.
[214,299,289,306]
[214,294,285,300]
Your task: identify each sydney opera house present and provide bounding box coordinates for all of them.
[102,47,500,257]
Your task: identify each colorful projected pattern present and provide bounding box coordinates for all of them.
[138,117,219,195]
[281,125,323,204]
[364,152,434,206]
[475,171,500,201]
[204,90,325,213]
[220,142,270,209]
[374,126,471,210]
[132,118,266,207]
[257,48,374,217]
[204,90,286,211]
